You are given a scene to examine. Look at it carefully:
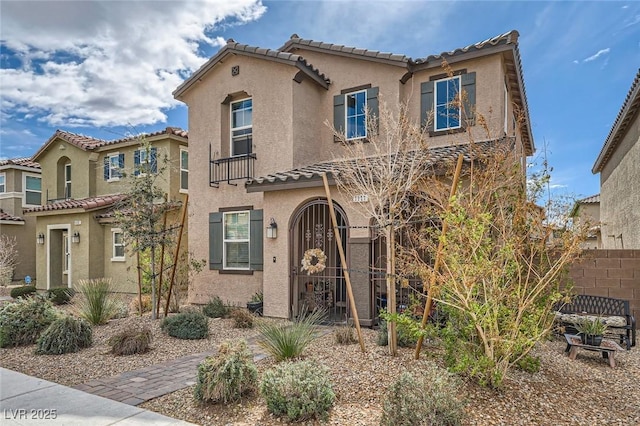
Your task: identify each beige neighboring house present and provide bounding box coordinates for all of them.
[24,127,188,292]
[0,157,41,283]
[570,194,601,249]
[592,69,640,249]
[174,30,534,324]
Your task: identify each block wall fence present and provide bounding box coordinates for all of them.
[567,249,640,320]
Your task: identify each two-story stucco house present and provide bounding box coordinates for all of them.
[570,194,602,249]
[174,30,534,324]
[24,127,188,292]
[0,157,41,283]
[592,69,640,249]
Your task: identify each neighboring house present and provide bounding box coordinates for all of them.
[23,127,188,292]
[592,69,640,249]
[570,194,601,249]
[173,30,534,324]
[0,157,41,282]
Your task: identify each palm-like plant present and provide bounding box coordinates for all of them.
[257,307,326,361]
[75,278,118,325]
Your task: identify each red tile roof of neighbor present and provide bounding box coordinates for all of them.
[0,209,24,222]
[578,194,600,204]
[0,157,40,169]
[24,194,127,214]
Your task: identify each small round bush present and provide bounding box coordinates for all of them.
[194,340,257,403]
[202,296,229,318]
[46,288,76,305]
[230,308,254,329]
[161,311,208,339]
[334,325,357,345]
[129,295,152,314]
[108,328,152,355]
[0,296,58,348]
[10,285,37,299]
[260,360,335,422]
[380,370,465,426]
[36,316,92,355]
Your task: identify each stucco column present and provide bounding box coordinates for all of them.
[348,237,372,326]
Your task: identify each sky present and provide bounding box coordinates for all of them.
[1,0,639,200]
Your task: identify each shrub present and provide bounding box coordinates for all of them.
[10,285,37,299]
[230,308,254,329]
[260,360,335,422]
[35,316,92,355]
[376,320,416,348]
[47,288,76,305]
[194,340,257,403]
[129,295,152,315]
[516,354,541,374]
[202,296,229,318]
[334,325,357,345]
[0,296,58,347]
[161,311,208,339]
[111,300,130,319]
[380,371,465,426]
[108,328,152,355]
[257,308,326,361]
[76,278,118,325]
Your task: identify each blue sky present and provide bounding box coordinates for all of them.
[1,1,639,200]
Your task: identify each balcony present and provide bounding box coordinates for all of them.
[210,153,256,187]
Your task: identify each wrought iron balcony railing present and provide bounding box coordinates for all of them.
[210,152,256,187]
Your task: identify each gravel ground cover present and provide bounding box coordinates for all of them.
[1,297,639,425]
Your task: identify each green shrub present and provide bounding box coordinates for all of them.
[334,325,357,345]
[194,340,257,403]
[516,354,541,373]
[260,360,335,422]
[380,371,465,426]
[108,328,152,355]
[76,278,118,325]
[46,288,76,305]
[202,296,229,318]
[230,308,254,329]
[35,316,92,355]
[10,285,36,299]
[257,308,325,361]
[376,320,417,348]
[161,311,208,339]
[0,296,58,347]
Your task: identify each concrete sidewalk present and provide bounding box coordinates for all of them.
[0,368,196,425]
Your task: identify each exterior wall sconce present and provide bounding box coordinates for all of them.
[266,218,277,239]
[71,231,80,244]
[37,233,45,245]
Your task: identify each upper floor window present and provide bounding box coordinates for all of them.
[24,174,41,206]
[111,228,125,261]
[0,174,5,193]
[180,148,188,192]
[231,98,252,156]
[435,76,461,131]
[345,90,367,140]
[104,153,124,181]
[65,163,71,198]
[134,147,157,176]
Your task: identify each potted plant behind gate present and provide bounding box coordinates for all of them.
[247,292,263,316]
[574,316,608,346]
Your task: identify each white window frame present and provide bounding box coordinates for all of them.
[180,147,188,193]
[107,153,122,182]
[345,89,367,140]
[111,228,125,261]
[65,163,72,198]
[230,98,253,157]
[434,75,462,131]
[222,211,250,270]
[0,173,5,193]
[23,173,42,207]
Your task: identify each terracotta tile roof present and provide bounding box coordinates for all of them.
[247,138,514,192]
[24,194,127,214]
[0,157,40,169]
[0,209,24,222]
[33,127,188,161]
[578,194,600,204]
[593,69,640,173]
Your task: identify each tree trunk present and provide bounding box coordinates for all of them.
[386,225,397,355]
[151,245,157,320]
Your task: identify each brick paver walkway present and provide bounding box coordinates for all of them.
[73,336,268,405]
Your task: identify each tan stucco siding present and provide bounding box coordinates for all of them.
[600,114,640,249]
[38,141,92,201]
[0,216,36,282]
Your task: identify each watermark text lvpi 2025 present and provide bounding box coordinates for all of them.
[3,409,58,420]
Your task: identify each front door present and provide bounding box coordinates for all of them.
[47,226,71,289]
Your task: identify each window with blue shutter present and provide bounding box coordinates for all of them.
[104,153,124,180]
[134,147,157,175]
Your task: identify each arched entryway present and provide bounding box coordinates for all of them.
[289,198,349,322]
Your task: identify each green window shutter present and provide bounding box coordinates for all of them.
[150,148,158,173]
[333,94,345,141]
[420,81,434,132]
[461,72,476,127]
[134,150,140,176]
[103,157,109,180]
[209,212,223,270]
[249,209,263,271]
[366,86,379,135]
[118,154,124,178]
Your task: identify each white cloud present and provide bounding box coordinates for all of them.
[583,48,610,62]
[0,0,266,128]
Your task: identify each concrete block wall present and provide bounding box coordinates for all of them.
[568,249,640,320]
